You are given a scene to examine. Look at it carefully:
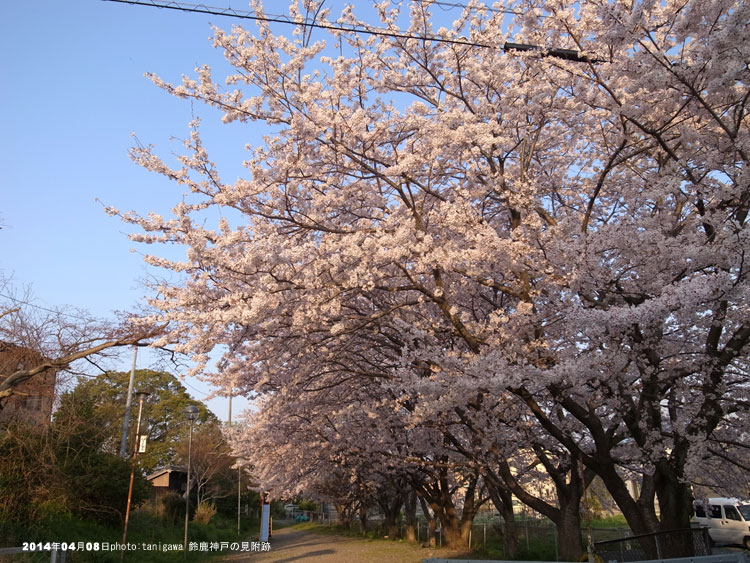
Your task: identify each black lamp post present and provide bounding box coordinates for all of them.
[183,405,200,555]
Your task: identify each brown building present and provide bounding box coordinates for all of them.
[147,466,188,499]
[0,342,57,426]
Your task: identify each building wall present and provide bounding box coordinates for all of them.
[0,342,57,426]
[150,473,171,488]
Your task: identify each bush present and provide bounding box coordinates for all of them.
[161,492,186,525]
[0,411,150,527]
[298,500,319,511]
[193,502,217,525]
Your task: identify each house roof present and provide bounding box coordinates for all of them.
[146,465,187,481]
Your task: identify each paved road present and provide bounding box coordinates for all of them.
[222,526,458,563]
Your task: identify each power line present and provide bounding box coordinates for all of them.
[416,0,522,16]
[104,0,596,61]
[0,291,98,323]
[104,0,495,49]
[2,292,215,397]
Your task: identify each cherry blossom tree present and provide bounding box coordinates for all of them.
[114,0,749,556]
[228,356,487,548]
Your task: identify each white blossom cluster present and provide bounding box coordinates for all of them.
[110,0,749,550]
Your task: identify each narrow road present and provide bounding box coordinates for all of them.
[222,526,460,563]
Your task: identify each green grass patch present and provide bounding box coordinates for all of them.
[279,515,632,562]
[590,514,629,528]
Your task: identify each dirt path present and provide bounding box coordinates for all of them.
[221,526,463,563]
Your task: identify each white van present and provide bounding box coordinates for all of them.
[693,497,750,549]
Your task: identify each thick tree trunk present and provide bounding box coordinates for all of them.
[654,459,695,558]
[404,489,418,542]
[592,460,697,559]
[415,470,466,550]
[591,462,669,559]
[419,495,437,548]
[438,507,464,550]
[558,492,584,562]
[382,512,399,539]
[432,493,463,549]
[486,481,519,559]
[376,486,404,539]
[358,505,369,536]
[458,476,485,546]
[335,502,354,529]
[494,458,585,562]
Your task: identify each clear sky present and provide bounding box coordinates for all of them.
[0,0,467,420]
[0,0,263,420]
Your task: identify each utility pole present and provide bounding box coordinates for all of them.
[119,346,138,458]
[121,390,149,561]
[183,405,200,557]
[237,463,242,536]
[228,391,242,536]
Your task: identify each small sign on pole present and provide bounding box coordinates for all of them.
[138,435,147,453]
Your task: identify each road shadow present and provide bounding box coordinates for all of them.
[273,549,337,562]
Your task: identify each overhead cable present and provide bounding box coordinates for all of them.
[105,0,598,62]
[105,0,491,48]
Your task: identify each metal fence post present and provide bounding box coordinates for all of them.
[526,519,530,550]
[554,528,559,561]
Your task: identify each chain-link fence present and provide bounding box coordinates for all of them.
[454,519,632,560]
[594,527,712,562]
[315,514,633,560]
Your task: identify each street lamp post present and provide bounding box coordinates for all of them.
[121,390,150,561]
[183,405,200,555]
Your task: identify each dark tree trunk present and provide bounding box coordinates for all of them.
[382,512,399,539]
[416,470,466,550]
[375,485,404,539]
[432,500,463,549]
[335,502,355,529]
[591,462,664,558]
[458,476,487,546]
[404,489,418,542]
[358,505,369,536]
[419,495,437,547]
[558,488,585,562]
[486,477,519,558]
[495,456,587,562]
[597,461,658,532]
[588,454,698,558]
[654,458,695,558]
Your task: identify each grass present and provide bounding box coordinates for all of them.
[590,514,628,528]
[282,515,633,562]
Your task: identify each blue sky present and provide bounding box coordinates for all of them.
[0,0,469,420]
[1,0,259,419]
